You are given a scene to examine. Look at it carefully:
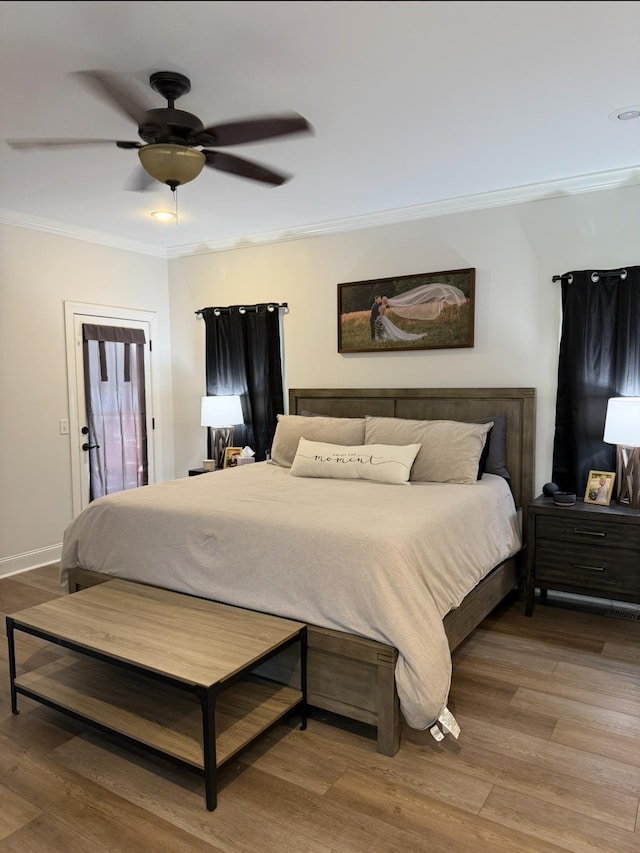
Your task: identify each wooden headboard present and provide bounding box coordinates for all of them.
[288,387,536,511]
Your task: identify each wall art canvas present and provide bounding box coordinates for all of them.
[337,268,475,354]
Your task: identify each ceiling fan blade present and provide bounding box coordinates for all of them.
[202,150,289,185]
[7,138,139,150]
[196,113,312,147]
[72,70,150,126]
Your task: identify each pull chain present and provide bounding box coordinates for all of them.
[172,188,179,225]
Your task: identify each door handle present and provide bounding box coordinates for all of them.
[82,443,100,451]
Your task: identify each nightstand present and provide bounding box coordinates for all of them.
[525,495,640,616]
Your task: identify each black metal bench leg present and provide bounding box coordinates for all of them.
[199,686,217,811]
[6,617,19,715]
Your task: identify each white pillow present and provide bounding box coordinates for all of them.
[270,414,366,468]
[290,438,421,485]
[364,416,492,485]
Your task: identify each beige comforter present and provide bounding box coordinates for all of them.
[60,462,521,730]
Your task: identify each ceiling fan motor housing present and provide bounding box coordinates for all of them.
[139,108,204,145]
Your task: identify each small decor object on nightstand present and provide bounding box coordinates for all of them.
[235,446,256,466]
[542,482,560,497]
[553,490,576,506]
[583,470,615,506]
[223,447,242,469]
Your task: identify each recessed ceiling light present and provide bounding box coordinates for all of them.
[608,106,640,121]
[150,210,177,222]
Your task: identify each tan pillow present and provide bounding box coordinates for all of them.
[290,438,421,484]
[270,415,366,468]
[364,416,492,484]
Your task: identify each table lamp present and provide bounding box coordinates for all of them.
[603,396,640,509]
[201,395,244,470]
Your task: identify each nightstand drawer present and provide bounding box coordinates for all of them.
[536,515,640,551]
[535,539,640,596]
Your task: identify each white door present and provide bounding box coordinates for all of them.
[65,302,157,514]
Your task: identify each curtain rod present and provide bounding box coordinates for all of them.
[552,269,628,283]
[195,302,289,317]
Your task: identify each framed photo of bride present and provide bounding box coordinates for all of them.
[337,267,475,354]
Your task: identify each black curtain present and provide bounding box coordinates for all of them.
[202,305,284,461]
[552,266,640,494]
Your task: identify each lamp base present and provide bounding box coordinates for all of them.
[615,445,640,509]
[210,427,235,471]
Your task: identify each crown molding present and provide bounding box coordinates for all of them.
[2,164,639,260]
[167,164,640,258]
[0,209,166,258]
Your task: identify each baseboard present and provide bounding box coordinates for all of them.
[0,545,61,578]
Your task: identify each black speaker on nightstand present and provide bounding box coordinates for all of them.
[553,492,576,506]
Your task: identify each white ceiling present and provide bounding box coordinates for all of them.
[1,1,639,256]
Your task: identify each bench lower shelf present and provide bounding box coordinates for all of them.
[16,654,302,769]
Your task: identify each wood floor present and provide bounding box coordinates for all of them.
[1,565,638,852]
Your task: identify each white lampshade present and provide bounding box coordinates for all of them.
[201,395,244,427]
[603,397,640,447]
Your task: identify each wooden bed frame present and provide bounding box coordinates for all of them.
[68,386,536,756]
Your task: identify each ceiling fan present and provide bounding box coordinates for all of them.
[7,70,313,192]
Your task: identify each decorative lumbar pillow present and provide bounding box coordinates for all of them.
[364,416,492,485]
[290,438,421,485]
[270,415,366,468]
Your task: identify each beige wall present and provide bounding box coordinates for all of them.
[1,181,637,574]
[0,224,173,575]
[168,183,639,493]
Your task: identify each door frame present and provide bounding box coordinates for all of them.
[64,301,159,516]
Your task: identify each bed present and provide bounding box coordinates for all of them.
[61,386,536,755]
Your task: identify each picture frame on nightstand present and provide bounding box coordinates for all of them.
[223,447,243,469]
[583,470,616,506]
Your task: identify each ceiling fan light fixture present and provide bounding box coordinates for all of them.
[138,143,205,188]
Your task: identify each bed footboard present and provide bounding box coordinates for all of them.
[256,624,401,756]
